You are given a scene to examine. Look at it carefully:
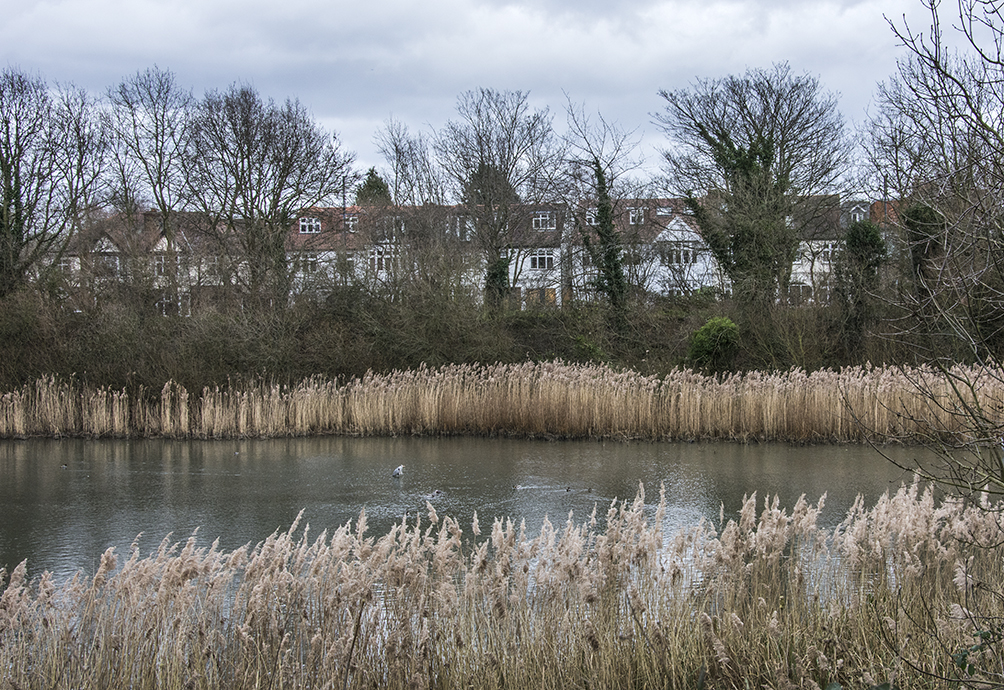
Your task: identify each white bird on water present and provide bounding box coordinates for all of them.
[392,465,404,478]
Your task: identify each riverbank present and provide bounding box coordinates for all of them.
[1,482,997,689]
[1,362,1000,443]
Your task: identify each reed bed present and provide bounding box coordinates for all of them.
[2,362,1004,442]
[2,482,1002,689]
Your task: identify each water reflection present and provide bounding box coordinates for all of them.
[0,437,924,580]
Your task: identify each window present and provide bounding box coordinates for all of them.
[453,215,473,241]
[344,215,358,232]
[299,217,321,234]
[527,288,556,305]
[629,208,644,225]
[664,243,699,265]
[585,208,599,226]
[532,210,556,231]
[95,255,119,275]
[298,254,320,274]
[820,242,837,263]
[154,254,180,277]
[657,206,673,217]
[56,257,74,273]
[371,245,396,272]
[529,248,554,270]
[156,291,191,317]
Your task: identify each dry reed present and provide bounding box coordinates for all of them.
[2,362,1003,442]
[2,481,1001,689]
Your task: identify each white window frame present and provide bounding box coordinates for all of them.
[452,215,473,240]
[156,291,191,317]
[629,208,644,225]
[299,217,322,234]
[529,248,555,270]
[371,245,397,273]
[532,210,557,231]
[154,254,181,277]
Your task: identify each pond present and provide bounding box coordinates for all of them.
[0,436,927,580]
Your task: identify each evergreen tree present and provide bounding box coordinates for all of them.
[355,167,392,206]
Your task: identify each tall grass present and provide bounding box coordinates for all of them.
[2,482,1001,688]
[2,362,1003,442]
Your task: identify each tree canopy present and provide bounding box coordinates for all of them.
[656,63,850,308]
[355,167,392,206]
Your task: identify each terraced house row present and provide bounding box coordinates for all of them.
[48,196,874,314]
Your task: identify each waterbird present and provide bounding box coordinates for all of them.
[392,465,404,478]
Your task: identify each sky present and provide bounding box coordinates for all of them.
[2,0,938,181]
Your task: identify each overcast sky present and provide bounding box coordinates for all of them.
[3,0,936,180]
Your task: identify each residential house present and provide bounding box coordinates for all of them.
[51,192,867,314]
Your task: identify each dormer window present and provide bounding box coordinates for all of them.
[532,210,557,231]
[299,217,321,234]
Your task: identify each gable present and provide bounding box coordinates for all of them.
[93,236,118,253]
[653,217,701,243]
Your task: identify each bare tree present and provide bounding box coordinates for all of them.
[106,66,193,237]
[106,66,194,312]
[867,3,1004,685]
[0,68,107,298]
[873,0,1004,461]
[655,63,851,311]
[185,84,355,306]
[434,88,566,305]
[375,117,446,206]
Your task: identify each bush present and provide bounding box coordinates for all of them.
[688,316,739,369]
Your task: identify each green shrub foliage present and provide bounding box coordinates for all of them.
[688,316,739,369]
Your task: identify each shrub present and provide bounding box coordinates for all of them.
[688,316,739,369]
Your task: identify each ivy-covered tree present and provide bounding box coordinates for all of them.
[682,130,792,309]
[833,219,886,355]
[563,98,643,332]
[582,159,627,325]
[656,63,850,311]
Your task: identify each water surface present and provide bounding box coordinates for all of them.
[0,436,925,580]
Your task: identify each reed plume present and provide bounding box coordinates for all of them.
[2,481,1002,688]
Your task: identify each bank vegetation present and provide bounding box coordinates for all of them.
[2,482,1000,689]
[1,361,1001,444]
